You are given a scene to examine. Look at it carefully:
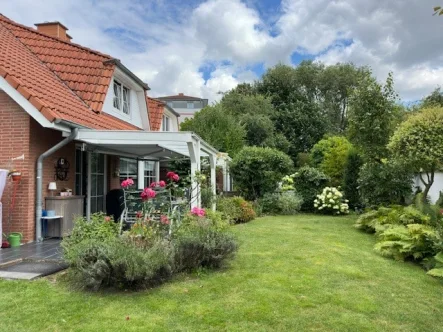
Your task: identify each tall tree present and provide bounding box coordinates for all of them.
[180,104,246,156]
[347,72,399,161]
[388,107,443,200]
[318,64,370,133]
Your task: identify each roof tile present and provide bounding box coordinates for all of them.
[147,96,165,131]
[0,15,140,131]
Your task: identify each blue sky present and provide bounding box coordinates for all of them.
[2,0,443,102]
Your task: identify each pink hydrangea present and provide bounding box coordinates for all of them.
[140,188,156,201]
[191,207,206,217]
[172,174,180,182]
[121,178,134,188]
[166,171,175,179]
[158,180,166,187]
[150,181,158,188]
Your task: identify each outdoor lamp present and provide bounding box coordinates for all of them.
[48,182,57,196]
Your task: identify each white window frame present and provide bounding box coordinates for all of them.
[162,115,170,132]
[113,79,131,115]
[119,158,138,187]
[144,161,157,187]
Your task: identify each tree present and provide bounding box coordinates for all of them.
[220,92,290,152]
[318,64,370,133]
[421,87,443,108]
[434,6,443,15]
[388,107,443,199]
[230,146,294,200]
[272,100,327,161]
[180,104,246,156]
[343,149,363,209]
[347,72,399,161]
[310,136,353,186]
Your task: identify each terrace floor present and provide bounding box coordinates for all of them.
[0,239,63,266]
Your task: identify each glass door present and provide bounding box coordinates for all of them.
[87,152,106,215]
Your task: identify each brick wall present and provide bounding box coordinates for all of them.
[0,92,33,241]
[0,92,77,242]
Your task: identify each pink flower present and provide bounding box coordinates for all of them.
[121,178,134,188]
[191,207,206,217]
[172,174,180,182]
[159,180,166,187]
[141,188,156,201]
[160,215,170,225]
[166,171,175,179]
[104,216,111,222]
[150,181,158,188]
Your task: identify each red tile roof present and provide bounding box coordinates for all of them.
[0,15,141,130]
[147,97,164,131]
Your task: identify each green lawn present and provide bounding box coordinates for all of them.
[1,215,443,331]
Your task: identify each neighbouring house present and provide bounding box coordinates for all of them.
[0,15,229,244]
[156,93,208,124]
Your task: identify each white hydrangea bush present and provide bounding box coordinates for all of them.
[314,187,349,215]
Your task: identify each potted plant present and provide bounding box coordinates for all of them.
[9,169,22,182]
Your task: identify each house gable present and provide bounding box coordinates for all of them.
[102,67,150,130]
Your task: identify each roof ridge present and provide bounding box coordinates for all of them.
[0,14,113,60]
[0,18,95,114]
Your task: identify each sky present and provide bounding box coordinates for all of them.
[2,0,443,103]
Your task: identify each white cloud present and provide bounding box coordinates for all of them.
[2,0,443,102]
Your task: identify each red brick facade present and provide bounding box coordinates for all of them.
[0,92,76,242]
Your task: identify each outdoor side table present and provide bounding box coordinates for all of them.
[41,216,63,238]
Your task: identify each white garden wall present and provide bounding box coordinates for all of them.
[414,172,443,203]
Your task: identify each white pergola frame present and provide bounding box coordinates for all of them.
[64,130,226,210]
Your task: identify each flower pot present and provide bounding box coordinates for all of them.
[7,232,22,247]
[11,172,21,182]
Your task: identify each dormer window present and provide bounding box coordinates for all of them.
[162,115,171,131]
[113,80,130,115]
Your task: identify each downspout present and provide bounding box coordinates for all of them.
[35,128,78,242]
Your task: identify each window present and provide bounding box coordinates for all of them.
[113,80,130,115]
[187,102,194,109]
[119,158,138,187]
[144,161,156,187]
[162,115,170,132]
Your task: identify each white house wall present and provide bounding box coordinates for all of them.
[102,68,148,130]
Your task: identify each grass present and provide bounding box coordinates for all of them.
[1,215,443,331]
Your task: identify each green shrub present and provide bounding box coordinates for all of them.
[355,206,431,233]
[217,196,256,223]
[230,146,294,200]
[292,166,330,211]
[260,192,303,215]
[358,160,413,207]
[343,149,363,210]
[310,136,353,186]
[62,213,119,259]
[201,186,215,209]
[173,225,238,272]
[374,224,442,261]
[427,252,443,278]
[64,238,173,291]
